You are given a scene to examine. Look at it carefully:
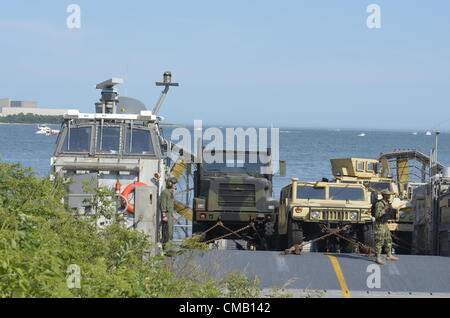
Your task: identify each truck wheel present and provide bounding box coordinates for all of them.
[264,221,275,236]
[263,221,276,250]
[363,223,375,249]
[288,218,304,248]
[316,239,327,253]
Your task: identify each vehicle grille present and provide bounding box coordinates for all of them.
[218,183,256,207]
[318,209,360,221]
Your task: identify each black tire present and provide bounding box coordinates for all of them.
[316,239,327,253]
[363,223,375,248]
[264,221,275,236]
[288,218,304,248]
[263,221,276,250]
[340,239,351,253]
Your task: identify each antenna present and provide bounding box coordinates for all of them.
[435,131,440,165]
[152,72,179,116]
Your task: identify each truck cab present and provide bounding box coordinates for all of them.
[192,150,280,249]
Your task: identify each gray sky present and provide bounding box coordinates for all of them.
[1,1,449,130]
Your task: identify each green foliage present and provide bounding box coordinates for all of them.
[180,234,210,250]
[81,182,125,225]
[0,113,63,124]
[220,271,261,298]
[267,286,294,298]
[0,161,282,298]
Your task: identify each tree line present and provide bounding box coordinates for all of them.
[0,113,63,124]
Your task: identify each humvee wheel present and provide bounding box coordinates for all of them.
[288,218,304,248]
[363,223,375,248]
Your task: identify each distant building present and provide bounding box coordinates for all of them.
[0,98,68,116]
[10,100,38,108]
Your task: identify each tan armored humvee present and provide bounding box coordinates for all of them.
[331,158,414,253]
[277,178,373,252]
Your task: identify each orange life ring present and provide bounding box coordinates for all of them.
[121,182,148,214]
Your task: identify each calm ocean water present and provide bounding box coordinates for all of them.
[1,124,449,196]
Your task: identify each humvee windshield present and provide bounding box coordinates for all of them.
[62,127,91,153]
[203,153,269,174]
[125,128,155,155]
[329,187,365,201]
[296,186,326,200]
[97,127,120,153]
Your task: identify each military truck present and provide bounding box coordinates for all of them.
[377,150,449,255]
[192,149,283,249]
[331,158,413,253]
[277,178,374,252]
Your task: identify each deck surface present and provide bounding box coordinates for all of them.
[178,250,450,297]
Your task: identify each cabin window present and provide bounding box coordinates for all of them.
[368,162,377,172]
[125,128,155,155]
[202,152,268,174]
[296,186,325,200]
[62,127,91,153]
[357,161,364,171]
[97,127,120,154]
[329,187,365,201]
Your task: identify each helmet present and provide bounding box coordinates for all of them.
[380,189,392,195]
[167,177,178,187]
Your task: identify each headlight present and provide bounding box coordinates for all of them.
[196,203,205,209]
[350,212,358,220]
[310,211,320,219]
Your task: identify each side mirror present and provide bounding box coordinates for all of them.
[279,160,286,177]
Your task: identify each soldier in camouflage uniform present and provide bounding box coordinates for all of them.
[160,177,177,247]
[373,189,400,264]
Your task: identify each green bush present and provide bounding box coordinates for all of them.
[0,162,264,298]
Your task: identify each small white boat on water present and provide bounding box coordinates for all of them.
[357,133,366,137]
[35,125,60,136]
[412,132,418,135]
[425,131,432,136]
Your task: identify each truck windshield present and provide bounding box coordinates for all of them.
[297,186,326,200]
[329,187,365,201]
[125,128,155,155]
[364,182,392,192]
[203,153,269,174]
[97,127,120,154]
[62,127,91,153]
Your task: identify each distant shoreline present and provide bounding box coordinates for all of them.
[0,122,60,126]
